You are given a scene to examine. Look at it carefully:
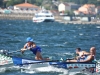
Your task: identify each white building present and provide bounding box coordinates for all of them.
[58,3,70,13]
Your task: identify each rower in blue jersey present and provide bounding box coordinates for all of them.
[21,37,43,60]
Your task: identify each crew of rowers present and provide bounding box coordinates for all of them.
[21,37,96,63]
[67,47,96,62]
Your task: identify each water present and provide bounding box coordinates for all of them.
[0,19,100,75]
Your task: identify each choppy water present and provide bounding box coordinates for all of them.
[0,19,100,75]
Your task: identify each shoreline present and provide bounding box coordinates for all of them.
[0,14,100,24]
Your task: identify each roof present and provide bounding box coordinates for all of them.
[14,3,39,8]
[82,4,95,8]
[59,3,69,6]
[63,3,69,6]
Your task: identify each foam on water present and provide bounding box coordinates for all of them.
[0,65,99,75]
[0,66,21,73]
[20,65,99,75]
[96,26,100,28]
[20,65,69,74]
[0,67,6,73]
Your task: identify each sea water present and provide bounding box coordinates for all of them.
[0,19,100,75]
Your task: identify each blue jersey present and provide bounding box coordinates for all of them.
[30,46,42,55]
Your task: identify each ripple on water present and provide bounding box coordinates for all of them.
[0,20,100,75]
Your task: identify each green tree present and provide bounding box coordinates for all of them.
[88,0,97,5]
[14,0,25,4]
[80,0,88,4]
[35,0,43,5]
[6,0,14,7]
[0,0,3,7]
[6,0,25,7]
[27,0,36,4]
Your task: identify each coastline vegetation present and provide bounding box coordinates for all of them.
[0,0,100,9]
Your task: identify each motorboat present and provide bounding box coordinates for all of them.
[32,10,55,23]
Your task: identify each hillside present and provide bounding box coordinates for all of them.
[0,0,100,8]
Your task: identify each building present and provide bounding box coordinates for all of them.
[96,6,100,14]
[73,10,80,15]
[78,4,96,15]
[14,3,40,10]
[58,3,65,12]
[58,2,80,13]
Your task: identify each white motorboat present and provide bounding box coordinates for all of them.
[32,10,55,23]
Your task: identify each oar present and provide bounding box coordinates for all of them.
[20,60,60,65]
[8,48,28,54]
[8,50,21,54]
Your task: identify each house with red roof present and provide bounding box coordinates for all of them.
[78,4,96,15]
[14,3,40,10]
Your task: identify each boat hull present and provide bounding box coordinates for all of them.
[0,54,97,73]
[33,18,54,23]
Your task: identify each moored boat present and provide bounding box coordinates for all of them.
[32,9,55,23]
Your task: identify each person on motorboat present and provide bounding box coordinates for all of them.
[67,47,96,62]
[21,37,43,60]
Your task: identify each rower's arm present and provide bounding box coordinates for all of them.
[22,43,31,50]
[21,43,29,53]
[21,48,27,54]
[82,51,90,56]
[80,55,92,62]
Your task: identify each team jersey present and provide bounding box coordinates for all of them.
[30,46,42,55]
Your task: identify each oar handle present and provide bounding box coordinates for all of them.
[9,48,27,54]
[21,48,27,51]
[21,48,28,54]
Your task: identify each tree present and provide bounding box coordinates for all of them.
[35,0,43,6]
[80,0,88,4]
[27,0,36,4]
[0,0,3,7]
[6,0,25,7]
[6,0,14,7]
[88,0,97,5]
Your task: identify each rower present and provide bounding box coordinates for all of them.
[75,48,90,60]
[21,37,43,60]
[90,47,96,62]
[78,47,96,62]
[67,47,96,62]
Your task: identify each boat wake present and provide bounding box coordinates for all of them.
[0,63,99,75]
[0,66,20,73]
[20,65,99,75]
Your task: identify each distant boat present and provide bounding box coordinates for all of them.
[32,10,55,23]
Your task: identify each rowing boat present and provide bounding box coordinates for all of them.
[0,53,97,73]
[0,49,99,73]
